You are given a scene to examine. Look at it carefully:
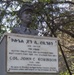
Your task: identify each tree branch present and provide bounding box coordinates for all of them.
[58,28,74,38]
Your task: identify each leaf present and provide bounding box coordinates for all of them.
[38,0,51,3]
[22,0,31,2]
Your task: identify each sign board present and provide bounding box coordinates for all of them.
[7,35,58,73]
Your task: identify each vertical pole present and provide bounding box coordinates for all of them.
[58,42,72,75]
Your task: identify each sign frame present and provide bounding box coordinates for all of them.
[6,34,59,73]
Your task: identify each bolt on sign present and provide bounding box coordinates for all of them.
[6,34,58,73]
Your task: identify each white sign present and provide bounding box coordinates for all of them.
[7,35,58,73]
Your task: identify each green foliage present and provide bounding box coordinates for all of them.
[38,0,50,2]
[60,71,70,75]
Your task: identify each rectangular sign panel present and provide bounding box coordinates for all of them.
[7,35,58,73]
